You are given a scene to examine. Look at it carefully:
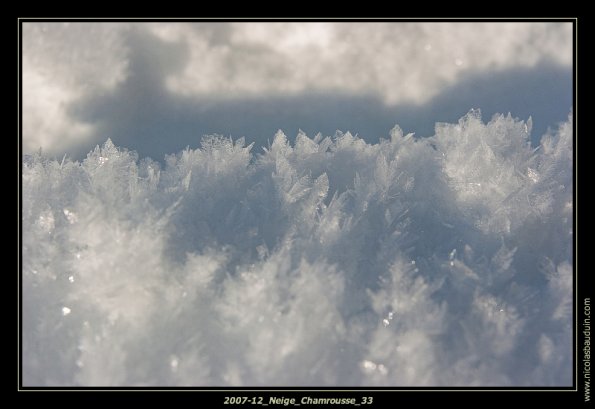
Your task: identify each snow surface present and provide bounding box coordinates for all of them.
[22,111,573,386]
[22,22,572,159]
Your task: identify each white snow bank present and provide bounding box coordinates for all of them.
[23,23,572,157]
[22,111,573,386]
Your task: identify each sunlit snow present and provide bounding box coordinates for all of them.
[22,111,572,386]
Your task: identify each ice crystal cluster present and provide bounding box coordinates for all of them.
[22,111,573,386]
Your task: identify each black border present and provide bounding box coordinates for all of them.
[17,17,585,405]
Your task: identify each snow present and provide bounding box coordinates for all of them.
[22,110,573,386]
[22,22,572,159]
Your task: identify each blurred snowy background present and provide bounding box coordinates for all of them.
[22,22,573,386]
[22,22,572,160]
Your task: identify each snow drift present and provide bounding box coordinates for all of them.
[22,110,573,386]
